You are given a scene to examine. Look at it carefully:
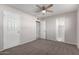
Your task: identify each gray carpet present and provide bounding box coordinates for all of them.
[0,39,79,55]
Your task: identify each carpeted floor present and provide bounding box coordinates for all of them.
[0,39,79,55]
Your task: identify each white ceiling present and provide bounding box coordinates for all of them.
[8,4,79,18]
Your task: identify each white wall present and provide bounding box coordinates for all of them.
[44,11,77,45]
[0,5,37,50]
[45,17,56,40]
[77,8,79,48]
[20,13,36,44]
[64,11,77,45]
[0,10,3,50]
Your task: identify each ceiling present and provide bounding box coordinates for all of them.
[8,4,79,18]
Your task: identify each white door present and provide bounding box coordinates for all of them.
[56,17,65,42]
[3,11,20,49]
[36,21,40,39]
[40,20,46,39]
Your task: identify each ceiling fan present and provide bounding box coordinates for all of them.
[36,4,53,15]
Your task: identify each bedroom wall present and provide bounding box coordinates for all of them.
[44,11,77,45]
[0,5,37,50]
[77,8,79,48]
[20,13,36,44]
[45,16,56,40]
[0,10,3,50]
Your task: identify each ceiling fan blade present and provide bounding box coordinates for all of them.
[45,4,53,9]
[35,9,42,13]
[46,10,53,12]
[36,5,42,9]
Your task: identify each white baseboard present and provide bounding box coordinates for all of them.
[0,49,5,51]
[0,39,36,52]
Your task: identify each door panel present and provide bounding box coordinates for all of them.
[3,11,20,49]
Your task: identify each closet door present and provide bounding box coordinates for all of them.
[56,17,65,42]
[3,10,21,49]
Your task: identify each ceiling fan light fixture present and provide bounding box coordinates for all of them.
[36,4,53,15]
[42,10,46,13]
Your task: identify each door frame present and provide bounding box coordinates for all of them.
[36,21,40,39]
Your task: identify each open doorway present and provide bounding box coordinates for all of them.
[36,21,40,39]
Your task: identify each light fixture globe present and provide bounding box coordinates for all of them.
[42,10,46,13]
